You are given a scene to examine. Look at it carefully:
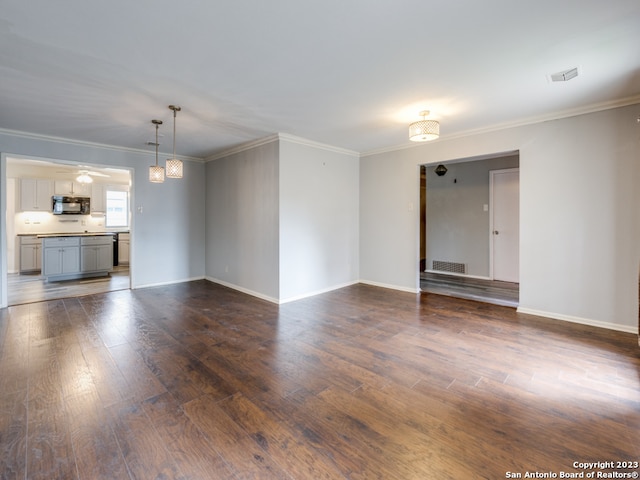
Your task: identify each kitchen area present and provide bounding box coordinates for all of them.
[6,157,131,305]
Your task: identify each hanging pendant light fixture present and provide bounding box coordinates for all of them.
[166,105,183,179]
[149,119,165,183]
[409,110,440,142]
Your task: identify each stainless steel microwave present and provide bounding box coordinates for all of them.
[51,196,90,215]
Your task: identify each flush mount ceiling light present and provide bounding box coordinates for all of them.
[166,105,183,179]
[149,119,165,183]
[76,170,93,184]
[409,110,440,142]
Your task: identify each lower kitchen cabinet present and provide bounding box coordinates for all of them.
[43,237,80,278]
[118,233,130,265]
[20,235,42,273]
[81,236,113,272]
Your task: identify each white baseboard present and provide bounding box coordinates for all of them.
[133,275,205,290]
[206,277,361,305]
[424,270,491,281]
[516,306,638,334]
[279,280,359,304]
[359,279,419,294]
[205,277,279,304]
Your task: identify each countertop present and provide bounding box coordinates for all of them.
[18,231,129,238]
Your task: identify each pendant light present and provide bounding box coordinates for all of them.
[409,110,440,142]
[149,119,165,183]
[166,105,183,179]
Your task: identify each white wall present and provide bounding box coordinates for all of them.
[0,131,206,307]
[360,104,640,332]
[279,137,359,302]
[360,149,421,293]
[205,139,280,301]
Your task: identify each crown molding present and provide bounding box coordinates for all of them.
[277,133,360,157]
[0,127,204,162]
[205,133,359,162]
[361,95,640,158]
[204,134,281,162]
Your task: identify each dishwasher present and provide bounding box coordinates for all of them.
[112,232,119,266]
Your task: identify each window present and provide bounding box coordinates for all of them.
[105,190,128,228]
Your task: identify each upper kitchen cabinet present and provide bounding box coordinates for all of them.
[54,180,91,196]
[20,178,53,212]
[91,183,106,213]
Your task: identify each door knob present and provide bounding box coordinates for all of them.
[493,230,499,235]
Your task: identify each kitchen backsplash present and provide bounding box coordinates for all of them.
[15,211,129,235]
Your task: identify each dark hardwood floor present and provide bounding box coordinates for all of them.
[421,271,519,307]
[0,281,638,479]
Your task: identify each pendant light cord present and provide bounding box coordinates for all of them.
[155,122,160,166]
[172,108,176,159]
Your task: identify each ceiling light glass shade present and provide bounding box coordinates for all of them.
[166,158,183,178]
[76,173,93,184]
[409,119,440,142]
[149,165,165,183]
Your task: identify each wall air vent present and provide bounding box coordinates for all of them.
[432,261,466,274]
[550,67,579,82]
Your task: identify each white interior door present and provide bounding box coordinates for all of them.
[490,168,519,283]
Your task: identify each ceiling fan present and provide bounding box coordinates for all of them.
[56,167,110,184]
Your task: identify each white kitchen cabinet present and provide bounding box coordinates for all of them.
[20,178,52,212]
[81,236,113,272]
[91,183,106,213]
[19,235,42,272]
[43,237,81,278]
[118,233,130,265]
[54,180,91,196]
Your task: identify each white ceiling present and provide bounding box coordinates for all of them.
[1,0,639,159]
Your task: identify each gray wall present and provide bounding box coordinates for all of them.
[205,139,280,301]
[361,104,640,332]
[204,135,360,303]
[0,131,206,306]
[425,155,519,277]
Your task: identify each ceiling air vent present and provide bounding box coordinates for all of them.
[550,67,579,82]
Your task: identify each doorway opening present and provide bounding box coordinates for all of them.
[5,156,132,306]
[419,152,520,307]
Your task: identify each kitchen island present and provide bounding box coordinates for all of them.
[38,233,114,282]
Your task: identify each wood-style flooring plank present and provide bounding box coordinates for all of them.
[142,392,236,480]
[0,305,30,394]
[107,342,167,403]
[0,388,28,479]
[64,386,129,480]
[107,402,180,479]
[315,385,478,479]
[26,338,77,480]
[217,392,346,479]
[251,387,380,479]
[183,394,290,479]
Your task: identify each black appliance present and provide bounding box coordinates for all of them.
[51,196,90,215]
[112,233,119,266]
